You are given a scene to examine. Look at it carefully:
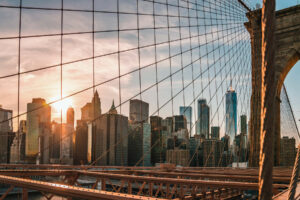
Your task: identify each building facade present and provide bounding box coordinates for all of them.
[26,98,51,164]
[10,120,26,163]
[202,139,224,167]
[81,91,101,122]
[179,106,192,136]
[197,99,210,139]
[240,115,248,149]
[93,113,128,166]
[74,120,89,165]
[51,122,74,164]
[67,107,75,128]
[280,136,296,166]
[211,126,220,139]
[128,122,151,166]
[150,116,166,165]
[0,106,13,163]
[225,88,237,146]
[129,99,149,123]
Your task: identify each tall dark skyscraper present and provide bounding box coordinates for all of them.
[179,106,192,136]
[129,99,149,123]
[93,111,128,166]
[240,115,247,135]
[197,99,210,139]
[67,107,75,128]
[10,120,26,163]
[225,87,237,146]
[240,115,248,150]
[0,106,13,163]
[211,126,220,139]
[150,116,164,165]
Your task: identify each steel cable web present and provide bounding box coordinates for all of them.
[280,84,300,146]
[0,0,252,169]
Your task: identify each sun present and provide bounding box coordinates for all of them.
[52,97,73,115]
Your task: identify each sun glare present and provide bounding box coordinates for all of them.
[52,97,73,115]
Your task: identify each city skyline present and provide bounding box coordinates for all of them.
[0,0,252,140]
[0,1,299,198]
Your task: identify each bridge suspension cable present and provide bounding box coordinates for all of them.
[0,0,255,169]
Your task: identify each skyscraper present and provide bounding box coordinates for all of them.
[225,87,237,146]
[240,115,247,135]
[26,98,51,164]
[211,126,220,139]
[197,99,210,139]
[150,116,165,165]
[240,115,247,149]
[129,99,149,123]
[202,139,224,167]
[67,107,75,128]
[74,120,88,165]
[93,107,128,166]
[172,115,187,132]
[128,122,151,166]
[179,106,192,136]
[81,90,101,121]
[0,106,13,163]
[10,120,26,163]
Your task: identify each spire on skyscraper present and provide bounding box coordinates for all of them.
[109,100,117,114]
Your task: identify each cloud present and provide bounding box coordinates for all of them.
[0,0,251,133]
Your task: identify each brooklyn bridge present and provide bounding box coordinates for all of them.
[0,0,300,199]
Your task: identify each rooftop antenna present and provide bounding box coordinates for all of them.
[229,80,233,91]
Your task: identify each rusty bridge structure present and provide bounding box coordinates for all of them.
[0,164,295,199]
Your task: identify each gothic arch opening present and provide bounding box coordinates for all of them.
[277,56,300,166]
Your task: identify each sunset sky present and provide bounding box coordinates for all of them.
[0,0,299,139]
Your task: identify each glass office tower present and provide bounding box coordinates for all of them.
[225,87,237,146]
[179,106,192,136]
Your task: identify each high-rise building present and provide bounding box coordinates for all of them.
[50,122,74,164]
[129,99,149,123]
[172,115,187,132]
[128,122,151,166]
[240,115,248,149]
[166,149,190,166]
[26,98,51,164]
[179,106,192,136]
[150,116,166,165]
[67,107,75,128]
[280,136,296,166]
[234,134,247,162]
[162,117,173,136]
[108,100,118,115]
[225,87,237,146]
[197,99,210,139]
[81,90,101,121]
[240,115,247,135]
[50,122,61,162]
[202,139,224,167]
[221,135,230,152]
[74,120,89,165]
[211,126,220,139]
[93,110,128,166]
[0,106,14,163]
[10,120,26,163]
[189,137,202,167]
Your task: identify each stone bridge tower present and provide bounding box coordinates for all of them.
[245,5,300,167]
